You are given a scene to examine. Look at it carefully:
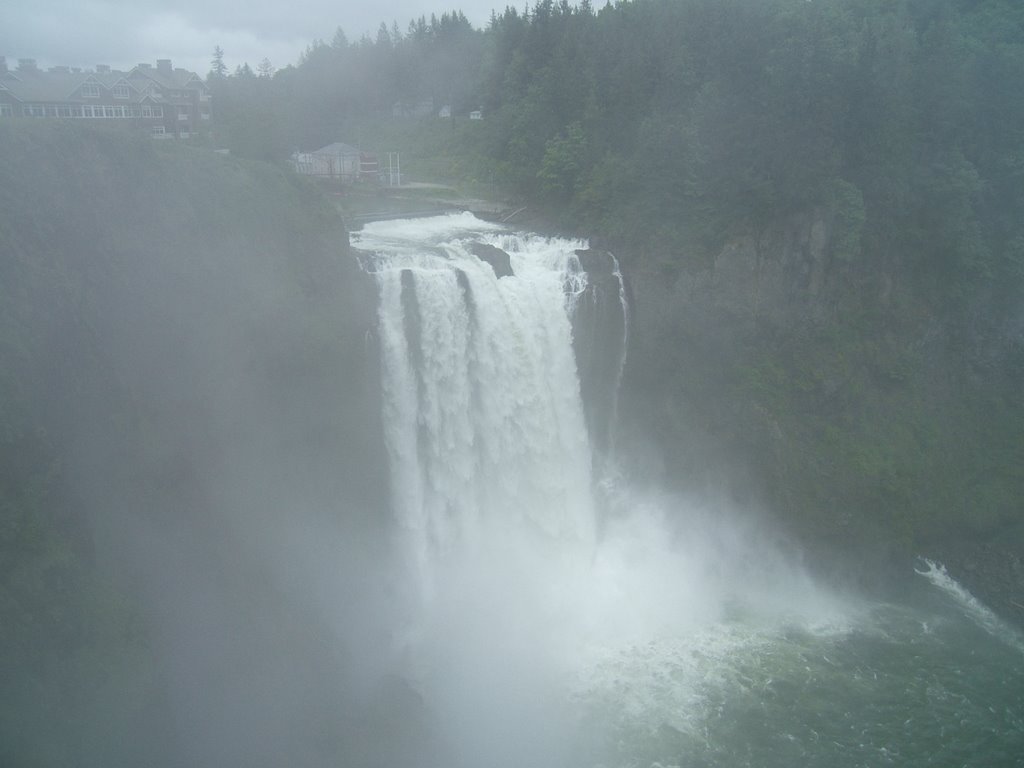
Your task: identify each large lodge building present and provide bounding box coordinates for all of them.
[0,57,210,138]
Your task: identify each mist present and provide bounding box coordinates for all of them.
[4,0,1024,765]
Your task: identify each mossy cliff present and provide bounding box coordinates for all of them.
[617,206,1024,612]
[0,122,386,766]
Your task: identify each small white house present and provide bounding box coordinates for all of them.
[292,142,362,180]
[438,104,451,118]
[469,110,483,120]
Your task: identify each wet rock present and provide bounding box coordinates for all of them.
[469,241,513,278]
[575,248,617,276]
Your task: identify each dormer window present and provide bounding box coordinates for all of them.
[81,83,100,98]
[112,84,130,99]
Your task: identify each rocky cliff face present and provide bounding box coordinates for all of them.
[618,209,845,498]
[616,208,1024,618]
[692,209,834,325]
[571,248,629,463]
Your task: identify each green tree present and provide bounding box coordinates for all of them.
[538,121,588,204]
[209,45,227,79]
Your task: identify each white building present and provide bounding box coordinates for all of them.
[292,142,362,180]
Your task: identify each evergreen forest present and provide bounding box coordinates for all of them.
[210,0,1024,591]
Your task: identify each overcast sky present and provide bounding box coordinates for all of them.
[1,0,501,76]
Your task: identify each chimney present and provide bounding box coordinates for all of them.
[156,59,172,74]
[49,65,70,74]
[137,63,152,70]
[17,58,38,73]
[96,64,110,74]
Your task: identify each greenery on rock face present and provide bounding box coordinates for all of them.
[209,0,1024,580]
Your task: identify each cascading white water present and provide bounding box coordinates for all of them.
[363,213,598,597]
[915,558,1024,653]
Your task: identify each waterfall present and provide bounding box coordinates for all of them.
[358,213,610,597]
[345,215,1002,768]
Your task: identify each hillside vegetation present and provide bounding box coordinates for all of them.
[213,0,1024,600]
[0,121,385,766]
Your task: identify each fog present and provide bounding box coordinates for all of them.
[52,211,845,768]
[6,0,1024,763]
[57,211,392,765]
[0,0,500,74]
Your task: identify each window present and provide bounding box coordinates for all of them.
[23,104,45,117]
[152,106,163,118]
[0,103,12,117]
[112,84,130,99]
[58,105,72,117]
[178,105,189,121]
[71,105,82,117]
[151,125,165,136]
[81,83,100,98]
[104,106,115,118]
[46,105,59,117]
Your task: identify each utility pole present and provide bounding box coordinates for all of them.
[387,152,401,187]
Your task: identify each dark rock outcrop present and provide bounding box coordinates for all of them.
[570,249,628,460]
[469,241,513,278]
[575,248,618,277]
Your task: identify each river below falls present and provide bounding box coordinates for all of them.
[570,567,1024,767]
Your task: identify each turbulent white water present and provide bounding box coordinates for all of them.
[352,214,1024,768]
[915,557,1024,654]
[364,213,596,591]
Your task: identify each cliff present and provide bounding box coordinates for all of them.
[0,122,387,766]
[617,207,1024,617]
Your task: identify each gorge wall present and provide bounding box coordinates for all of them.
[0,123,389,766]
[615,208,1024,616]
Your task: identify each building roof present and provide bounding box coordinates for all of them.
[0,61,205,104]
[129,64,206,91]
[0,71,94,102]
[312,142,362,156]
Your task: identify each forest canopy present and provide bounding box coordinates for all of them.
[213,0,1024,311]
